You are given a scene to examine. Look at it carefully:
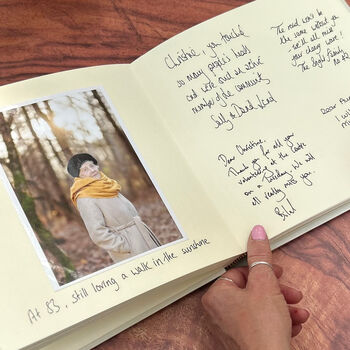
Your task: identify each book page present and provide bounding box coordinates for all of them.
[0,66,235,350]
[132,0,350,249]
[40,268,224,350]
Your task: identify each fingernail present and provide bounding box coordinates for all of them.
[251,225,267,240]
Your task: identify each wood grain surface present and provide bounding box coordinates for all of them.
[0,1,349,349]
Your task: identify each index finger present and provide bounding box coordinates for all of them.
[214,267,249,289]
[212,262,283,290]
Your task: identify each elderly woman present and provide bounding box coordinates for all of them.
[67,153,161,263]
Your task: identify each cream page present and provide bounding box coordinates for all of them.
[132,0,350,249]
[0,66,235,350]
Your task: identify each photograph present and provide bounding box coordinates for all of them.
[0,87,183,287]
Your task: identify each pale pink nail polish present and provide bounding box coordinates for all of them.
[251,225,267,240]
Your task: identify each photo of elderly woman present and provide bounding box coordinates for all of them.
[0,88,183,287]
[68,153,161,263]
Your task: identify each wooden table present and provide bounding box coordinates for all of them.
[1,1,349,349]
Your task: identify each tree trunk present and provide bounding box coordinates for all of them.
[22,106,75,219]
[90,90,152,198]
[32,111,66,168]
[32,102,73,161]
[0,111,76,283]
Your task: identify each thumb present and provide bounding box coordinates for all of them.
[247,225,280,293]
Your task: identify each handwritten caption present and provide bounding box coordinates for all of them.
[270,8,350,72]
[320,93,350,129]
[163,24,277,132]
[26,239,210,325]
[217,132,316,221]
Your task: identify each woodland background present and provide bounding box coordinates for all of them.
[0,89,181,285]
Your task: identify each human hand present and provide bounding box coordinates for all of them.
[201,225,309,350]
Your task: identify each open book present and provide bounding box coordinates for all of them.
[1,0,349,348]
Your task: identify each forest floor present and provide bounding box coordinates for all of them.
[47,187,182,285]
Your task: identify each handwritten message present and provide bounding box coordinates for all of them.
[270,8,350,72]
[320,93,350,129]
[164,24,277,131]
[217,133,316,221]
[25,239,210,325]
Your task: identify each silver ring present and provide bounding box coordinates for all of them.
[249,261,273,271]
[218,277,234,283]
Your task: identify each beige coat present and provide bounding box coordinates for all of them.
[77,194,161,262]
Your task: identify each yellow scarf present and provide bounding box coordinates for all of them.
[70,172,121,207]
